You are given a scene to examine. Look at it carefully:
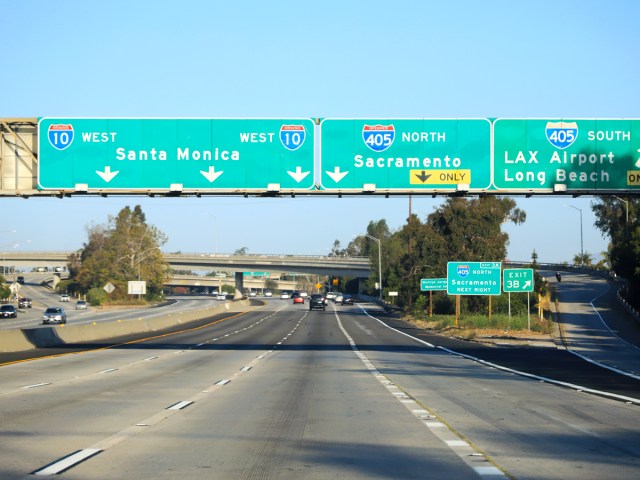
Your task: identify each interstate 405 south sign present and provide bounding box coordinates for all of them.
[493,119,640,192]
[319,119,491,192]
[38,118,316,192]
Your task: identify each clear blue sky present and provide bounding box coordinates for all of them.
[2,0,638,263]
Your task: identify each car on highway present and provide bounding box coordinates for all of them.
[17,275,25,285]
[334,294,344,303]
[309,294,326,311]
[18,297,32,308]
[326,292,339,302]
[280,292,290,299]
[248,291,257,297]
[292,293,304,304]
[264,291,273,297]
[43,307,66,324]
[216,293,227,300]
[59,294,70,302]
[341,295,354,305]
[299,291,308,298]
[0,304,17,318]
[75,300,88,310]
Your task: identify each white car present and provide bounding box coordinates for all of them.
[60,294,70,302]
[280,292,290,299]
[264,291,273,297]
[216,293,226,300]
[300,291,308,298]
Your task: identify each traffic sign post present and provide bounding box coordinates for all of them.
[503,268,534,330]
[320,119,491,193]
[503,268,534,293]
[38,118,316,193]
[420,278,447,291]
[447,262,501,296]
[493,119,640,193]
[420,278,447,318]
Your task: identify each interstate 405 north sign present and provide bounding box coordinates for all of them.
[38,118,316,192]
[319,119,491,193]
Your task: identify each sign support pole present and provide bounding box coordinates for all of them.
[429,290,433,318]
[527,292,531,331]
[455,295,460,328]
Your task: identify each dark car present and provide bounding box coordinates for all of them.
[0,304,17,318]
[43,307,66,324]
[341,295,354,305]
[309,294,326,311]
[19,297,32,308]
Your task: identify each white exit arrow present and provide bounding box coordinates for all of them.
[636,148,640,168]
[200,166,224,183]
[325,167,349,183]
[523,280,532,289]
[287,166,310,183]
[96,166,119,183]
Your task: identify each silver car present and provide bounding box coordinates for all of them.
[43,307,67,324]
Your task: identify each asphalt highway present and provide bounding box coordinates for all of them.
[0,274,639,479]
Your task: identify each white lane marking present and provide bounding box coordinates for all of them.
[21,383,51,389]
[26,304,305,477]
[144,356,158,361]
[167,400,193,410]
[359,303,640,404]
[32,448,102,475]
[99,368,118,374]
[333,305,508,479]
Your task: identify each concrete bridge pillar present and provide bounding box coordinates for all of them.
[234,271,244,298]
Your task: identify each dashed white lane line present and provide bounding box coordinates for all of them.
[166,400,193,410]
[334,305,508,479]
[24,305,309,478]
[32,448,102,476]
[21,383,51,389]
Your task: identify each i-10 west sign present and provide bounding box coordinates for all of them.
[493,119,640,192]
[319,119,491,193]
[38,118,316,192]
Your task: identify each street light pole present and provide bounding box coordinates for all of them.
[364,234,382,301]
[565,205,583,264]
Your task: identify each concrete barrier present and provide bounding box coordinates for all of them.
[0,299,253,353]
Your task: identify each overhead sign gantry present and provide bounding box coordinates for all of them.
[2,116,638,196]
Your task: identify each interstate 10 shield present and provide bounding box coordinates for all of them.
[48,124,74,150]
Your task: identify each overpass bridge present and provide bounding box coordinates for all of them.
[1,251,372,293]
[1,251,370,276]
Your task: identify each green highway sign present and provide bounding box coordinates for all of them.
[420,278,447,291]
[447,261,501,296]
[503,268,534,293]
[493,119,640,192]
[38,118,316,192]
[319,119,491,192]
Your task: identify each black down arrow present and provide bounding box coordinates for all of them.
[415,171,432,183]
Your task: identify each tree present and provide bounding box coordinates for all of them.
[73,206,169,302]
[0,275,10,300]
[358,197,526,311]
[234,247,249,256]
[592,196,640,307]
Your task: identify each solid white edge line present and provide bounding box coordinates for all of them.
[358,303,640,404]
[33,448,102,475]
